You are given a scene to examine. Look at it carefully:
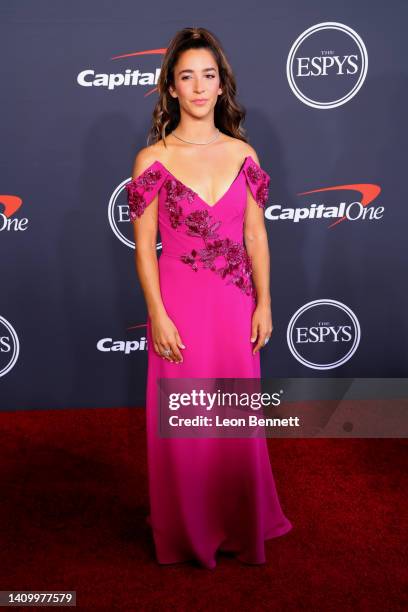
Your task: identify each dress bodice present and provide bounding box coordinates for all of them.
[125,155,271,299]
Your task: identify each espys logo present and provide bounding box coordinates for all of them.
[76,49,165,92]
[287,22,368,108]
[108,178,162,250]
[0,316,20,377]
[267,183,383,227]
[287,299,361,370]
[0,195,28,232]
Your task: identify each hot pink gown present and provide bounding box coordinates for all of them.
[126,154,293,569]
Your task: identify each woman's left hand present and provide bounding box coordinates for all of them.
[251,302,273,354]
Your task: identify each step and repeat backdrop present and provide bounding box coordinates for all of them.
[1,2,407,410]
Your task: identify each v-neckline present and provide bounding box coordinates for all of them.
[155,155,251,209]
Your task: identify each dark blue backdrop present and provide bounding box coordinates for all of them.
[1,1,407,410]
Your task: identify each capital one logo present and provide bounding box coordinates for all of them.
[108,179,162,251]
[0,195,29,232]
[76,48,165,93]
[286,22,368,108]
[0,316,20,378]
[287,299,361,369]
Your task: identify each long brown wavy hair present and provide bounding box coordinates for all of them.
[146,27,248,146]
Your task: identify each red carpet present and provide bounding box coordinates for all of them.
[0,407,406,611]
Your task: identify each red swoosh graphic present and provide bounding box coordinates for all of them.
[0,195,23,217]
[110,48,167,60]
[111,48,167,97]
[127,323,147,330]
[297,183,382,227]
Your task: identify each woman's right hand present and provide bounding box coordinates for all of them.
[150,311,186,363]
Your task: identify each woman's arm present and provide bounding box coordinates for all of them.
[131,149,166,320]
[243,149,273,354]
[131,149,185,363]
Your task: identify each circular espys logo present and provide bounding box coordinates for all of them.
[0,316,20,378]
[286,22,368,109]
[287,299,361,370]
[108,178,162,251]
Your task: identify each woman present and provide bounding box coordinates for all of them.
[126,27,292,569]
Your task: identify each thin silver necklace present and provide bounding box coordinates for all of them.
[171,128,220,146]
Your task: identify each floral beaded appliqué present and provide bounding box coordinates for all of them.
[163,177,196,229]
[246,160,270,208]
[180,237,255,298]
[156,170,257,299]
[184,210,221,240]
[177,208,255,299]
[125,167,164,221]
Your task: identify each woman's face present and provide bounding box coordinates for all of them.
[169,48,222,117]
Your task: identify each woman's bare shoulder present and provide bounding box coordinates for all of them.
[223,135,260,164]
[131,143,165,178]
